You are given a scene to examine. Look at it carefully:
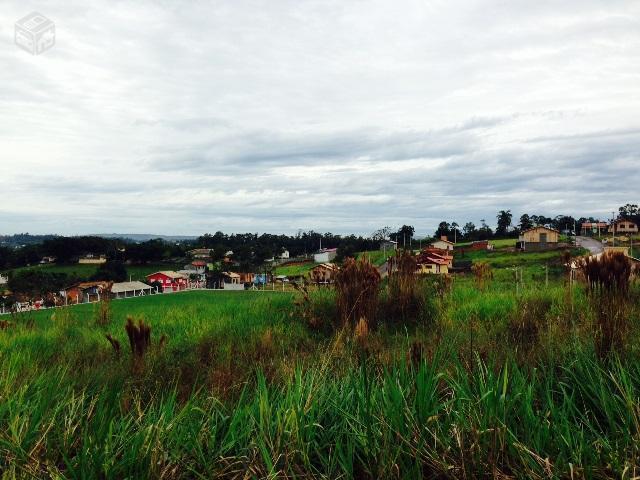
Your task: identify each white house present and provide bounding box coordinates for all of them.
[430,236,454,251]
[277,249,290,259]
[313,248,337,263]
[0,274,8,286]
[111,281,154,299]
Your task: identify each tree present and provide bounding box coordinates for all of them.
[372,226,393,241]
[495,210,513,236]
[394,225,415,248]
[463,222,477,240]
[434,222,451,240]
[92,261,127,282]
[8,270,70,299]
[478,219,493,240]
[619,203,638,218]
[451,222,460,243]
[518,214,533,232]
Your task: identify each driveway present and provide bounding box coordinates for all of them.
[576,236,604,255]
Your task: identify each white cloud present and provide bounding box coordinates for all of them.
[0,0,639,235]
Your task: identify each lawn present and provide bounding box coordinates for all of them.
[2,256,640,477]
[357,249,388,266]
[273,261,316,277]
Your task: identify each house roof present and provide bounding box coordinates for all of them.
[521,226,559,234]
[431,239,454,245]
[189,248,211,254]
[191,260,207,267]
[66,281,111,291]
[147,271,187,280]
[111,281,152,293]
[612,218,637,226]
[418,256,449,265]
[222,271,240,278]
[312,263,339,271]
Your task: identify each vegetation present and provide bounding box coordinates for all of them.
[2,242,639,477]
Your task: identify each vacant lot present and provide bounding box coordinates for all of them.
[2,251,640,478]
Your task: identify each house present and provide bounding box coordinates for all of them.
[222,272,244,290]
[518,226,560,250]
[609,219,638,235]
[380,240,398,251]
[0,274,8,286]
[146,271,188,293]
[313,248,338,263]
[189,248,212,260]
[309,263,339,284]
[580,222,608,236]
[111,281,153,299]
[416,255,450,274]
[39,256,56,264]
[238,272,255,284]
[78,254,107,265]
[430,236,454,251]
[415,247,452,275]
[277,249,290,259]
[63,281,112,304]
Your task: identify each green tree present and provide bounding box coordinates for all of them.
[496,210,513,236]
[518,214,533,231]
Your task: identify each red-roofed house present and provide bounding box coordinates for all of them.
[146,271,188,293]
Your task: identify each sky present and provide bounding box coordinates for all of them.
[1,0,639,237]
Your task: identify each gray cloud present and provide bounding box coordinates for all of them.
[0,0,639,236]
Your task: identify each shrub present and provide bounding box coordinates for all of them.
[384,250,424,323]
[94,282,113,327]
[335,256,381,328]
[580,251,633,358]
[471,262,492,290]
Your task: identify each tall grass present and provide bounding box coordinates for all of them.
[1,283,640,477]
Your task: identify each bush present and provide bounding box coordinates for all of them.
[580,252,633,358]
[335,256,381,328]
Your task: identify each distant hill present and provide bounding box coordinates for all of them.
[93,234,198,242]
[0,233,59,247]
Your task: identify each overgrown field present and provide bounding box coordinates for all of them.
[2,257,640,478]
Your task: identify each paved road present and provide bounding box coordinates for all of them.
[576,236,604,255]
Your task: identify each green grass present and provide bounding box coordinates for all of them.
[273,261,317,277]
[2,263,640,477]
[357,250,388,266]
[2,262,183,283]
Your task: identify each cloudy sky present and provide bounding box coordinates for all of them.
[1,0,639,237]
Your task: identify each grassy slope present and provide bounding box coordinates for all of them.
[273,261,316,277]
[2,262,183,282]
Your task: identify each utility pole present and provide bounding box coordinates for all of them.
[612,212,616,247]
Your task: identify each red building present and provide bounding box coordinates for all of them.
[146,271,188,293]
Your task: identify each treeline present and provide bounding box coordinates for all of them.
[432,204,638,242]
[0,231,379,272]
[0,236,186,271]
[196,231,378,266]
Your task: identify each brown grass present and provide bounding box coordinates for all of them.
[580,251,633,358]
[386,250,422,322]
[471,262,492,290]
[335,256,381,328]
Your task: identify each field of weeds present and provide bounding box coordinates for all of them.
[1,253,640,478]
